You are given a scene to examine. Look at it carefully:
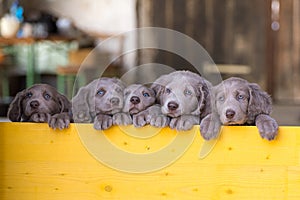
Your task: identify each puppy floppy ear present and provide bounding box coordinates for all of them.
[151,83,164,104]
[194,79,212,119]
[72,80,97,122]
[57,93,72,113]
[151,74,171,104]
[7,90,25,122]
[148,87,156,98]
[247,83,272,123]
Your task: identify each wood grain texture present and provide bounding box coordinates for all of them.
[138,0,268,86]
[0,122,299,199]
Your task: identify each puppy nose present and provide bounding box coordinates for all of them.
[168,101,179,111]
[30,100,40,108]
[130,96,140,105]
[110,97,120,105]
[226,109,235,119]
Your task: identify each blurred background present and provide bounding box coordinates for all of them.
[0,0,299,125]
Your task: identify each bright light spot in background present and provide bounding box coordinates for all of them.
[271,21,280,31]
[271,0,280,31]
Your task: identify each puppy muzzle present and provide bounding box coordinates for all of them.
[221,108,247,125]
[162,101,182,117]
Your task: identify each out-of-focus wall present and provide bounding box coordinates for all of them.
[20,0,137,79]
[21,0,136,35]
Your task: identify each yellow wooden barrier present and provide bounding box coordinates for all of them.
[0,122,299,199]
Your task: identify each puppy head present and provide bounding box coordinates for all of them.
[122,84,156,115]
[72,77,126,122]
[93,77,125,115]
[7,84,70,121]
[214,78,250,125]
[152,71,211,118]
[214,77,271,125]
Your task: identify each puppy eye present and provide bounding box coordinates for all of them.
[165,88,171,94]
[44,93,51,100]
[143,92,150,97]
[218,96,225,101]
[25,92,32,98]
[237,94,245,100]
[97,89,106,96]
[184,89,192,95]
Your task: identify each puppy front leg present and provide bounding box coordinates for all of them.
[132,106,163,127]
[113,112,132,126]
[200,113,222,140]
[132,110,148,127]
[94,114,113,130]
[169,115,200,131]
[49,112,71,130]
[73,110,92,123]
[147,105,170,128]
[29,113,51,123]
[255,114,278,140]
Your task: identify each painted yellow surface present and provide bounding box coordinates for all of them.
[0,122,299,199]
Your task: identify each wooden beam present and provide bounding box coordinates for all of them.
[0,123,299,199]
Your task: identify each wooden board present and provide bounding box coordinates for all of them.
[0,122,299,199]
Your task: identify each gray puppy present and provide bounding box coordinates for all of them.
[151,70,212,131]
[72,77,126,130]
[113,84,156,127]
[7,84,72,129]
[200,77,278,140]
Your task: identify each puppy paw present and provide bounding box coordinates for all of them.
[200,114,221,140]
[132,111,149,127]
[94,114,113,130]
[113,113,132,126]
[49,113,71,130]
[150,115,170,127]
[169,115,199,131]
[146,105,169,127]
[74,111,92,123]
[29,113,51,123]
[255,114,279,140]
